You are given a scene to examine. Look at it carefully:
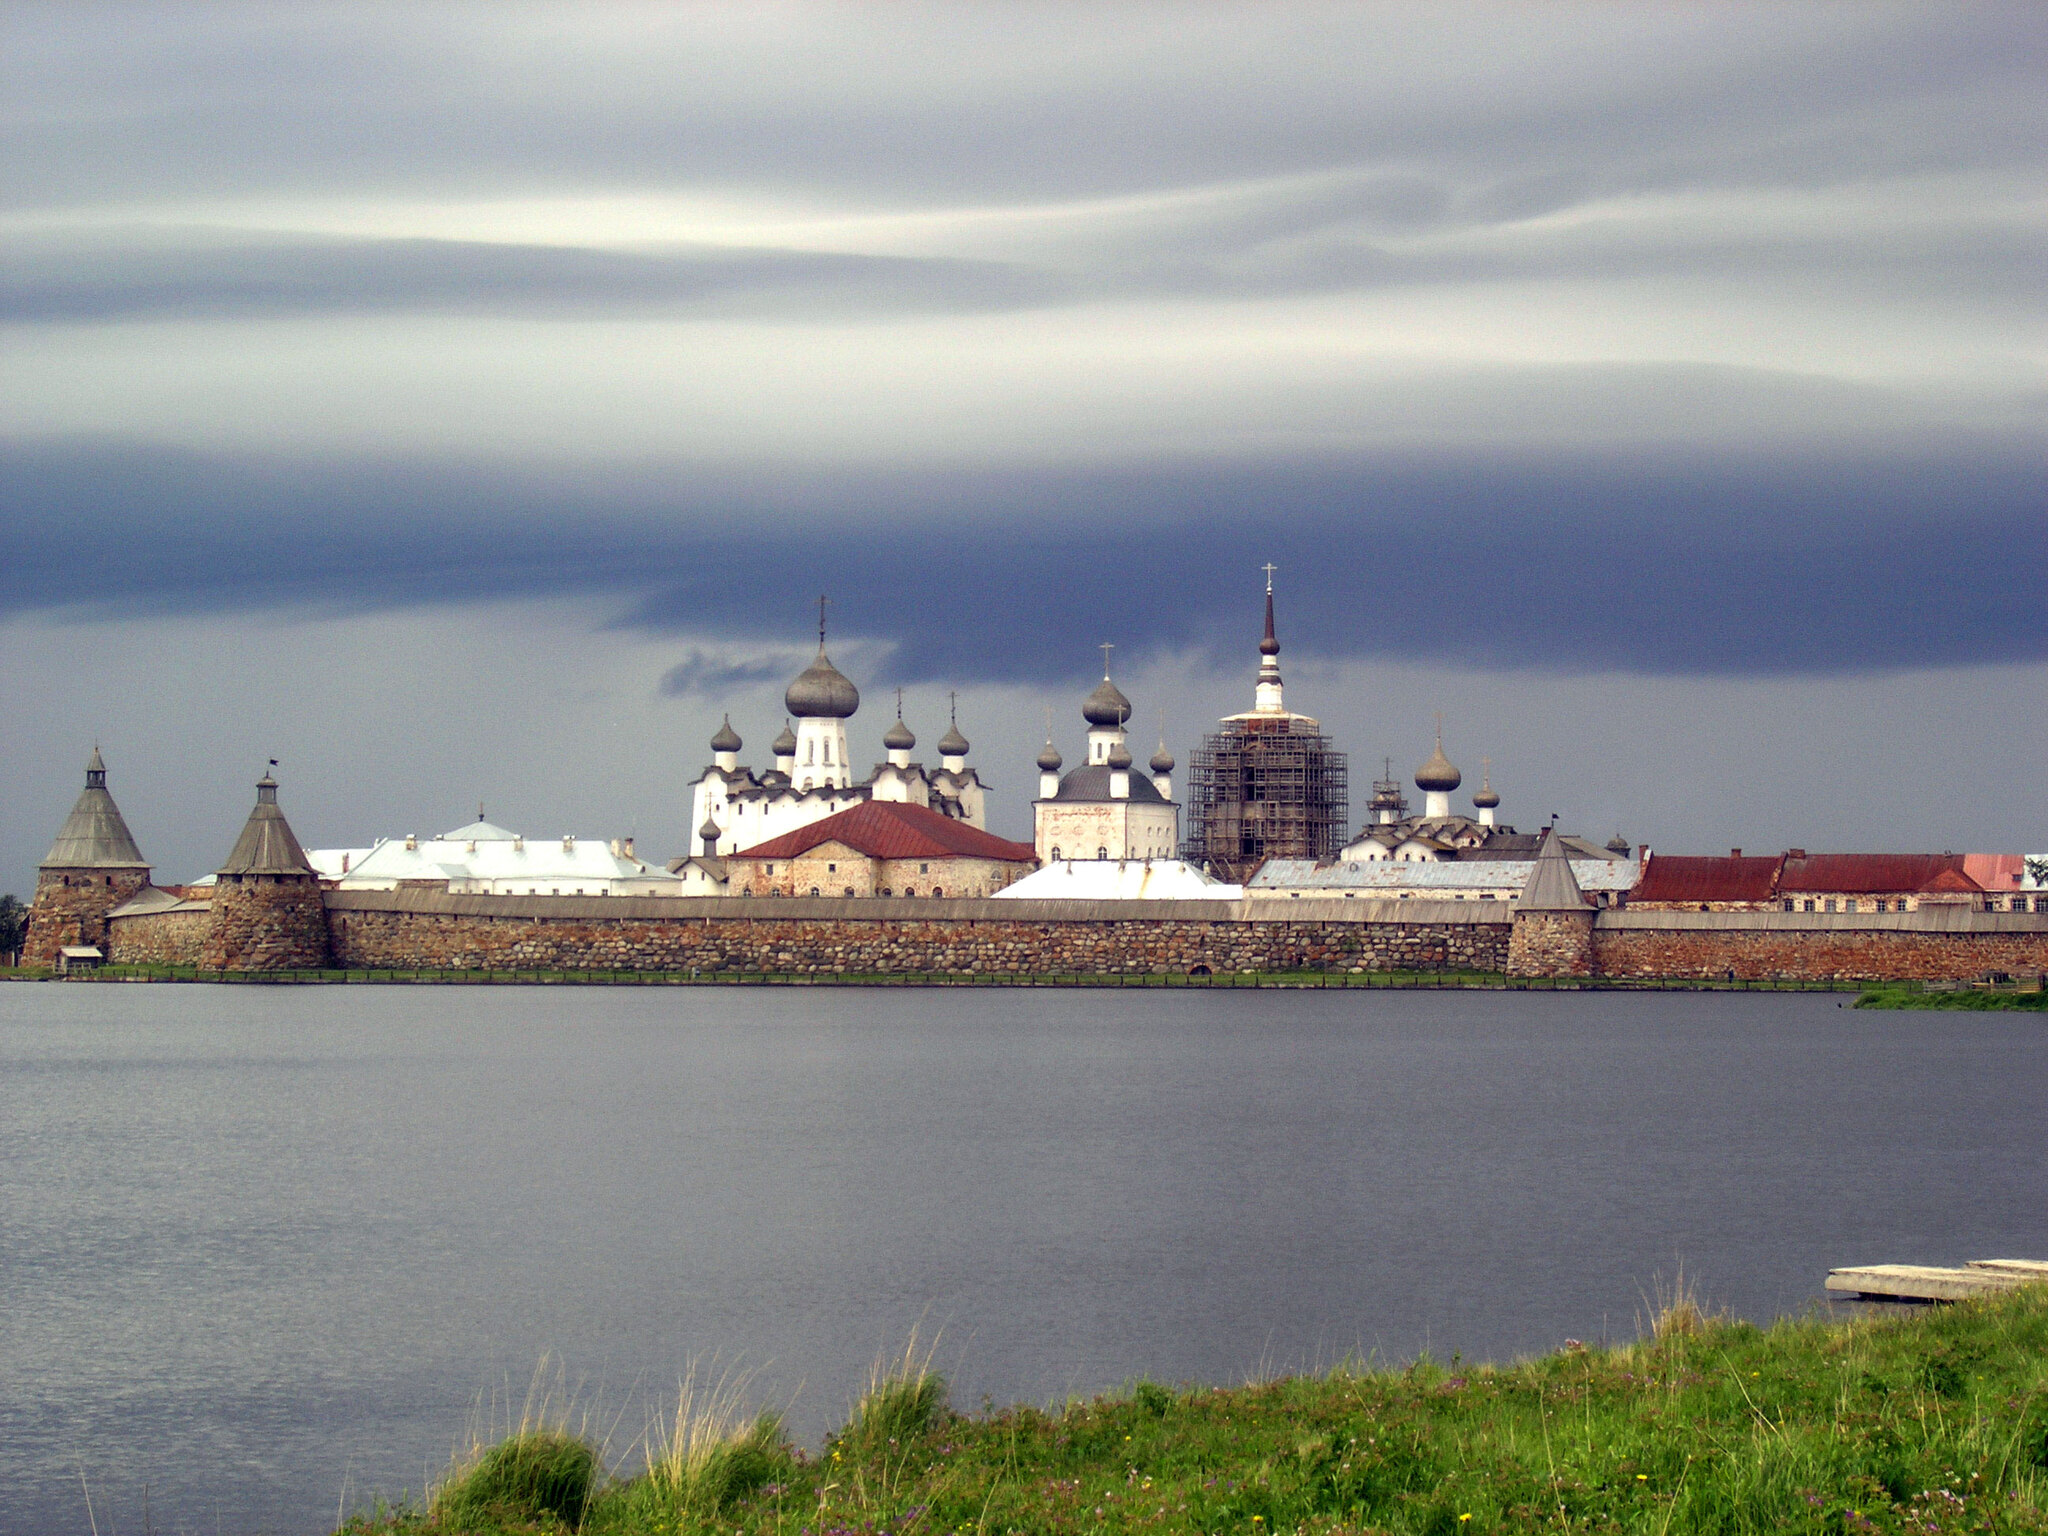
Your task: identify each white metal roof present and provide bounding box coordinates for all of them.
[307,832,682,893]
[1250,858,1636,894]
[994,858,1243,901]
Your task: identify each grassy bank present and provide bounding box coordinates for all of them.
[1855,986,2048,1011]
[21,962,1860,992]
[341,1287,2048,1535]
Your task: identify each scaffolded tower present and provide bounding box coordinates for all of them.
[1182,575,1348,881]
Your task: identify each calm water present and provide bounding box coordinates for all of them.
[2,984,2042,1534]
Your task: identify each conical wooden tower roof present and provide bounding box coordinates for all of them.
[1518,826,1591,911]
[41,748,149,869]
[218,770,316,877]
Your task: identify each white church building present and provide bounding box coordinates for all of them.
[685,617,989,859]
[1031,659,1180,863]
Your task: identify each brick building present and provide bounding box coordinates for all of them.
[724,800,1037,899]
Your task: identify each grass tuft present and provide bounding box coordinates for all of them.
[431,1430,598,1531]
[626,1361,789,1520]
[839,1322,948,1456]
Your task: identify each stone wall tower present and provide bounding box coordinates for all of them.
[24,748,154,967]
[1506,828,1596,978]
[200,769,331,971]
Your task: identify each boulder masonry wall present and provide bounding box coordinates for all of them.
[324,892,1511,975]
[1593,907,2048,983]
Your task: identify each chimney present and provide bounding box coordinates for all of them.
[624,837,635,860]
[1787,848,1805,859]
[1730,848,1741,858]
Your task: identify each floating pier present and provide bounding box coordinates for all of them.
[1825,1258,2048,1302]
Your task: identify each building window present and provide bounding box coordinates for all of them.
[827,863,837,873]
[905,887,915,896]
[809,886,820,896]
[1050,847,1061,861]
[1097,846,1108,859]
[920,863,929,874]
[1783,899,1795,912]
[844,886,854,896]
[932,886,943,897]
[1845,899,1857,912]
[1823,898,1836,912]
[1802,899,1815,912]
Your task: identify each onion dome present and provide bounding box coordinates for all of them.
[1037,739,1064,772]
[1259,587,1281,657]
[785,647,860,719]
[938,722,969,757]
[1415,734,1461,793]
[698,817,722,844]
[709,715,742,754]
[1083,675,1133,727]
[1106,740,1133,770]
[1472,779,1500,810]
[883,714,916,751]
[771,719,797,757]
[1606,833,1632,855]
[1150,744,1175,774]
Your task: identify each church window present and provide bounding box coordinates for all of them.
[880,887,891,896]
[905,887,914,896]
[919,863,929,874]
[810,887,820,896]
[932,887,943,897]
[827,863,836,872]
[1097,847,1108,859]
[1050,847,1061,860]
[843,887,855,896]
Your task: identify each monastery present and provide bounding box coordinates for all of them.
[684,606,987,862]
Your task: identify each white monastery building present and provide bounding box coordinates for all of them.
[684,610,988,859]
[1031,655,1180,864]
[305,812,684,896]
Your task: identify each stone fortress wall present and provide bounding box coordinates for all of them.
[99,888,2048,982]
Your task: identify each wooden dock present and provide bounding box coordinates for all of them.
[1825,1258,2048,1302]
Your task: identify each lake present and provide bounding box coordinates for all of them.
[2,984,2041,1535]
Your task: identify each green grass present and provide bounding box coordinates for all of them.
[33,962,1860,991]
[1855,986,2048,1011]
[337,1285,2048,1534]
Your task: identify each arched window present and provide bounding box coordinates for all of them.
[931,886,943,897]
[1097,846,1108,860]
[809,886,820,896]
[1050,847,1061,860]
[905,887,915,896]
[880,887,892,896]
[843,886,854,897]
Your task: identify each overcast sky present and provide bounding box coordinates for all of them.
[5,3,2044,889]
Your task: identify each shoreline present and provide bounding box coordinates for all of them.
[336,1285,2048,1535]
[5,962,1872,991]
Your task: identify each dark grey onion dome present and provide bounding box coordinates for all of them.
[883,714,916,751]
[1082,675,1133,727]
[771,720,797,757]
[699,817,722,842]
[1415,739,1461,792]
[1606,833,1632,854]
[1037,740,1063,771]
[1472,780,1501,809]
[1106,741,1133,769]
[1150,745,1175,773]
[710,715,742,753]
[785,648,860,718]
[937,722,969,756]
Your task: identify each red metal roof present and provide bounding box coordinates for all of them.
[1630,855,1784,904]
[1778,853,1975,894]
[731,800,1038,864]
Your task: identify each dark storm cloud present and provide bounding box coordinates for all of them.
[6,435,2042,683]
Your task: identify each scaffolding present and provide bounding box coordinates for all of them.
[1181,716,1349,881]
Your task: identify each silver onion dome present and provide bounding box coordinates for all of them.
[785,648,860,719]
[937,722,969,757]
[1150,744,1175,774]
[883,714,916,751]
[1037,740,1063,771]
[1106,740,1133,770]
[709,715,742,753]
[1082,676,1133,727]
[771,719,797,757]
[1415,737,1461,793]
[1472,779,1500,809]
